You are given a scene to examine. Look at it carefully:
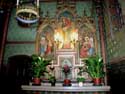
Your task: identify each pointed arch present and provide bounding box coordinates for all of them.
[78,23,97,58]
[35,24,54,57]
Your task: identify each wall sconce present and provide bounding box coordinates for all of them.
[16,0,40,24]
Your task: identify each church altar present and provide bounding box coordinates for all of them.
[21,83,110,94]
[33,1,105,86]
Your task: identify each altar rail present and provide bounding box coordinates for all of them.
[21,85,110,92]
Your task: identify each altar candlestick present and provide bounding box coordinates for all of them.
[37,0,39,7]
[16,0,19,6]
[51,61,54,67]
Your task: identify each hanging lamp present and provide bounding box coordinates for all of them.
[16,0,40,24]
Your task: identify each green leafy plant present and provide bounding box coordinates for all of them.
[83,55,105,79]
[77,67,86,82]
[77,76,85,82]
[31,54,51,78]
[48,74,56,84]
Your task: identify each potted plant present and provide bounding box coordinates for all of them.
[48,74,56,86]
[77,76,85,87]
[31,54,51,85]
[76,67,85,87]
[83,55,105,85]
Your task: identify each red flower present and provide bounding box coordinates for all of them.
[63,64,70,74]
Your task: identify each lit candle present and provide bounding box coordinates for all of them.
[16,0,19,6]
[37,0,39,7]
[51,61,53,67]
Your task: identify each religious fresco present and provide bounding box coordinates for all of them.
[37,11,97,59]
[79,36,95,58]
[39,26,54,58]
[54,11,78,50]
[78,24,96,59]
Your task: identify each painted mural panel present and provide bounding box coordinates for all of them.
[54,11,77,50]
[39,26,54,58]
[78,26,96,59]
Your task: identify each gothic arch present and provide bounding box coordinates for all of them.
[78,23,98,58]
[35,24,54,57]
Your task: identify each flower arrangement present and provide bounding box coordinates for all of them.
[62,64,72,86]
[77,67,86,82]
[62,64,71,78]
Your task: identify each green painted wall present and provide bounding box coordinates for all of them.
[7,9,37,41]
[105,0,125,61]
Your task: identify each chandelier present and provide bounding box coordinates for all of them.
[16,0,40,24]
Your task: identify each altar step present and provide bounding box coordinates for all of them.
[41,82,94,87]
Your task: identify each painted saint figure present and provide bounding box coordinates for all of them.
[80,36,94,58]
[88,37,94,56]
[80,40,91,58]
[61,17,72,49]
[40,36,47,56]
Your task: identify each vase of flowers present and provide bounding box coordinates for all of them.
[77,76,85,87]
[77,67,86,87]
[62,64,71,86]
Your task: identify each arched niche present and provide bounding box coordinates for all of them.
[54,9,78,50]
[35,24,55,58]
[78,20,98,59]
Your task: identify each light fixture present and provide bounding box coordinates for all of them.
[16,0,40,24]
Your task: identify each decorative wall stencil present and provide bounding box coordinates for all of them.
[40,2,57,18]
[108,0,124,31]
[106,31,125,60]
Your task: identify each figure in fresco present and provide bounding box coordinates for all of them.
[80,41,90,58]
[80,36,94,58]
[61,17,72,49]
[45,31,53,55]
[62,17,71,31]
[88,37,95,56]
[54,16,78,50]
[45,40,52,55]
[40,36,53,56]
[54,17,72,49]
[40,36,47,56]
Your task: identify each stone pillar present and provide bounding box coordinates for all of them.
[94,0,107,85]
[0,10,11,68]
